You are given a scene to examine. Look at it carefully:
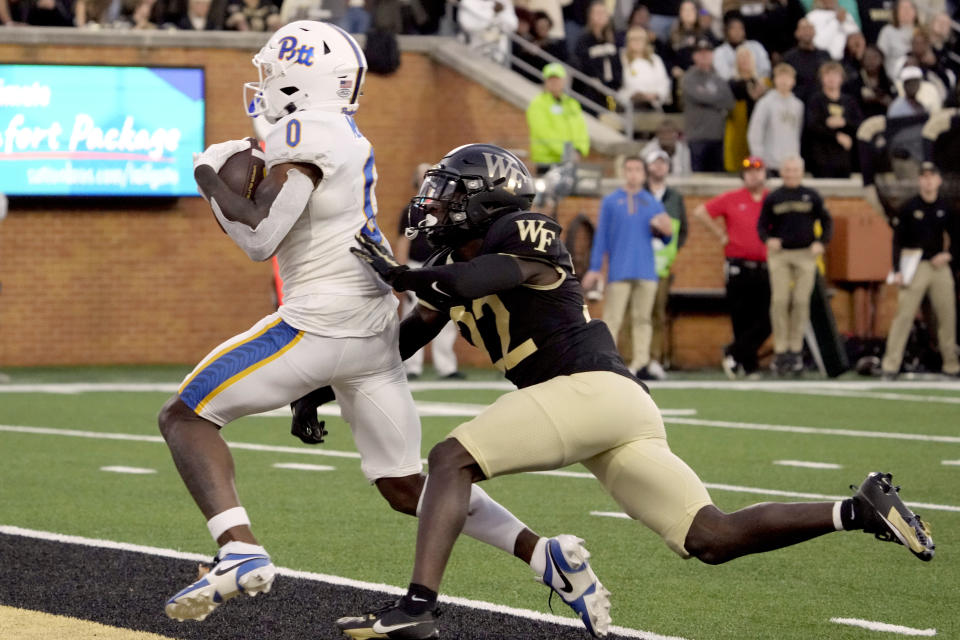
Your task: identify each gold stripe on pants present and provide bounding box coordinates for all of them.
[767,248,817,353]
[603,279,659,370]
[881,261,959,375]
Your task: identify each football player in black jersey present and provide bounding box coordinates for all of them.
[328,144,934,639]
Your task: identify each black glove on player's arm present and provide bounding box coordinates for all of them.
[290,385,336,445]
[350,231,410,288]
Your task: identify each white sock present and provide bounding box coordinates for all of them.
[528,537,548,578]
[206,506,250,541]
[417,476,527,556]
[218,540,268,558]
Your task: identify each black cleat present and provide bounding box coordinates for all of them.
[851,472,934,561]
[336,599,439,639]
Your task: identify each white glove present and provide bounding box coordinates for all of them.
[193,138,254,173]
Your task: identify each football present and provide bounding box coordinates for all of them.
[217,138,266,200]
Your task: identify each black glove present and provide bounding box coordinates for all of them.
[350,231,410,289]
[290,386,336,445]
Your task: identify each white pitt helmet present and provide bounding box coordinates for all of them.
[245,20,367,124]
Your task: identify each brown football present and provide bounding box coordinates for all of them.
[218,139,266,200]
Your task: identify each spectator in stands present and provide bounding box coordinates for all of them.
[845,44,897,117]
[881,162,959,379]
[626,3,655,40]
[808,0,861,60]
[841,31,866,81]
[574,0,622,110]
[907,27,955,101]
[513,10,568,80]
[647,0,684,42]
[725,44,769,171]
[459,0,519,65]
[0,0,13,23]
[581,156,675,379]
[859,0,894,45]
[619,26,672,110]
[889,64,929,115]
[225,0,278,30]
[515,0,564,40]
[694,155,771,378]
[713,12,772,79]
[731,0,807,61]
[758,155,833,376]
[783,17,832,101]
[526,62,590,173]
[128,0,159,29]
[928,11,959,64]
[804,59,862,177]
[645,149,688,380]
[74,0,122,26]
[20,0,74,25]
[666,0,714,85]
[641,117,693,174]
[878,0,920,81]
[176,0,217,29]
[394,164,466,381]
[748,62,804,174]
[683,38,736,171]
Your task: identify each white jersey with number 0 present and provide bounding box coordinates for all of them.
[264,110,395,337]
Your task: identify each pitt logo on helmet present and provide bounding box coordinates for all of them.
[482,152,527,195]
[515,219,556,253]
[277,36,316,67]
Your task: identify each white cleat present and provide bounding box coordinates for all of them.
[540,535,612,637]
[164,552,276,622]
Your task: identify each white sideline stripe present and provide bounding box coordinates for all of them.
[773,460,842,470]
[3,424,959,512]
[256,404,697,418]
[830,617,936,636]
[272,463,335,472]
[0,525,688,640]
[943,460,960,466]
[665,417,960,445]
[99,466,156,474]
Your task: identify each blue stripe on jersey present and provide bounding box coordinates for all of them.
[360,149,382,242]
[180,320,301,411]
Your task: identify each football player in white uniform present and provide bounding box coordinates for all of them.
[159,21,606,632]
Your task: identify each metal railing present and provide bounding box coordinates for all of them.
[444,0,634,139]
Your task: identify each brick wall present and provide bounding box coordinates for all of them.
[0,44,895,369]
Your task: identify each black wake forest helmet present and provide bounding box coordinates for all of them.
[407,143,536,248]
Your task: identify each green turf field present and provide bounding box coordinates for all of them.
[1,366,957,639]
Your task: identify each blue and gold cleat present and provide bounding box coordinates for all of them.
[165,552,276,621]
[540,535,612,637]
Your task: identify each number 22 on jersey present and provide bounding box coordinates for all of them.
[450,294,536,372]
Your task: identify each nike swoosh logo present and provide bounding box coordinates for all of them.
[410,595,428,602]
[213,557,265,576]
[372,619,423,633]
[430,281,451,297]
[550,554,574,594]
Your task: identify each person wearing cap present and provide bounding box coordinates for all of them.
[888,65,927,118]
[526,62,590,174]
[748,63,804,176]
[681,36,735,172]
[757,155,833,376]
[582,156,674,379]
[640,118,692,175]
[804,59,862,178]
[694,155,771,378]
[645,148,688,379]
[880,162,959,379]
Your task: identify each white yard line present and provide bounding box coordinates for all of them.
[773,460,843,469]
[99,466,156,474]
[943,460,960,466]
[272,462,335,472]
[665,417,960,445]
[4,424,958,513]
[830,617,936,636]
[0,525,689,640]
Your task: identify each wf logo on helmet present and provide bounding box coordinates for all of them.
[277,36,316,67]
[482,152,527,195]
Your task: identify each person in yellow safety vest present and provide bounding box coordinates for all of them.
[526,62,590,175]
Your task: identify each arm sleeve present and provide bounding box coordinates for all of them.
[398,306,448,361]
[393,253,526,300]
[588,200,610,271]
[816,194,833,244]
[757,197,774,241]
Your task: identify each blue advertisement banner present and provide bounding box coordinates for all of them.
[0,65,205,197]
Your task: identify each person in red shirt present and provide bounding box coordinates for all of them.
[693,156,770,377]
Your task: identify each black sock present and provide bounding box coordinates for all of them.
[399,582,437,615]
[839,498,862,530]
